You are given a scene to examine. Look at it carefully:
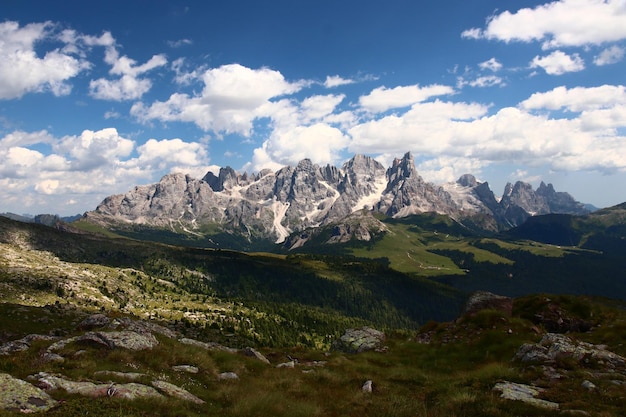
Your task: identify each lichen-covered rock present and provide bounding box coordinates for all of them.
[332,327,385,353]
[74,331,159,351]
[514,333,626,370]
[152,380,205,404]
[77,314,111,330]
[31,372,163,400]
[0,373,58,413]
[0,334,58,355]
[493,381,559,410]
[109,317,178,339]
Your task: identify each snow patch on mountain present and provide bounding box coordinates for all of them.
[272,200,291,243]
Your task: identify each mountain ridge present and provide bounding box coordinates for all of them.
[82,152,591,249]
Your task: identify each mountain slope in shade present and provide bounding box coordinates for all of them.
[83,152,591,249]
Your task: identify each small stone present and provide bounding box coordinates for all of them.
[41,352,65,363]
[276,361,296,369]
[218,372,239,381]
[362,380,373,393]
[172,365,199,374]
[581,380,596,391]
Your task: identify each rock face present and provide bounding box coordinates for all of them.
[84,152,590,249]
[332,327,386,354]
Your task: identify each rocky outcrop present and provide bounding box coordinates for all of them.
[0,373,58,413]
[332,327,386,354]
[0,334,58,355]
[48,330,159,352]
[462,291,513,317]
[151,380,205,404]
[514,333,626,371]
[493,381,559,410]
[31,372,164,400]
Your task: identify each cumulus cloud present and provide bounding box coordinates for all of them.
[478,57,503,72]
[324,75,354,88]
[530,50,585,75]
[347,84,626,176]
[358,84,455,113]
[594,45,625,65]
[251,123,350,170]
[131,64,307,135]
[53,128,134,171]
[520,85,626,112]
[416,156,488,185]
[462,0,626,49]
[89,47,167,101]
[130,138,209,171]
[0,128,212,213]
[0,21,91,99]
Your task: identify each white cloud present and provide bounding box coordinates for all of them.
[520,85,626,112]
[251,123,350,171]
[478,57,503,72]
[0,130,55,148]
[0,21,91,99]
[131,64,307,136]
[358,84,455,113]
[131,138,209,171]
[0,128,214,214]
[52,128,134,171]
[594,45,625,65]
[324,75,354,88]
[347,85,626,176]
[417,156,487,185]
[463,0,626,49]
[459,75,505,88]
[530,50,585,75]
[300,94,346,122]
[89,47,167,101]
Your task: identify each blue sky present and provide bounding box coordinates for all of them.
[1,0,626,215]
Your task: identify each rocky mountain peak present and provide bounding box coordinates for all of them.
[457,174,478,188]
[203,166,241,192]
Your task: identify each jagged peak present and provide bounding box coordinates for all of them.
[457,174,478,188]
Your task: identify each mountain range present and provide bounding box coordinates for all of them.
[83,152,590,250]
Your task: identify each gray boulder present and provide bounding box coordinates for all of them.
[332,327,385,354]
